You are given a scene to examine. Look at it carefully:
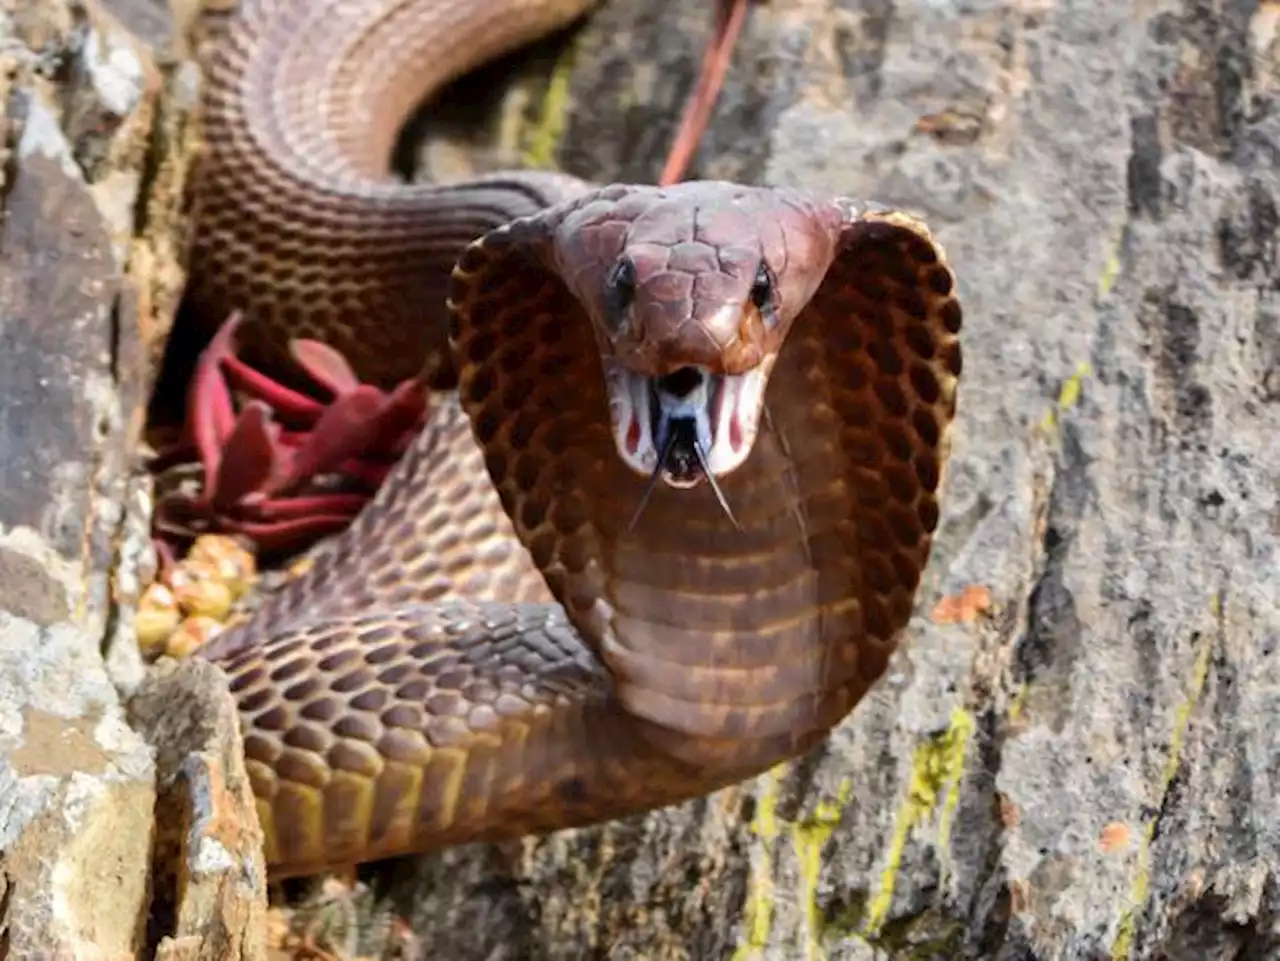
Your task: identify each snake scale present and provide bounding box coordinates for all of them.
[181,0,965,879]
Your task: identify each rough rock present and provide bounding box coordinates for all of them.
[0,0,218,953]
[0,615,155,959]
[129,656,269,961]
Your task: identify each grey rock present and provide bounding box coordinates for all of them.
[0,614,155,958]
[130,656,270,961]
[0,0,206,954]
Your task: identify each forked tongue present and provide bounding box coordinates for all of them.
[627,367,740,530]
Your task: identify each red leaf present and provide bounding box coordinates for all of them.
[210,401,281,509]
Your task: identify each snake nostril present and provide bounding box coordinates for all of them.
[656,365,704,398]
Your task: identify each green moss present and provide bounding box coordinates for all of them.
[825,900,964,958]
[822,893,869,942]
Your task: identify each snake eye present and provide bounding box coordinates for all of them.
[750,261,779,327]
[604,256,637,331]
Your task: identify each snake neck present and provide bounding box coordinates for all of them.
[445,213,950,777]
[551,329,895,775]
[594,462,875,772]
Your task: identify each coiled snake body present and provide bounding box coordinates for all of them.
[184,0,965,878]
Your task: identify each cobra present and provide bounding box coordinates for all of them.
[173,0,965,878]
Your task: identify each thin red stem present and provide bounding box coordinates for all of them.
[659,0,750,186]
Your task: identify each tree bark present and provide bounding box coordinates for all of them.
[1,0,1277,959]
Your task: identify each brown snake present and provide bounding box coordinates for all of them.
[179,0,965,879]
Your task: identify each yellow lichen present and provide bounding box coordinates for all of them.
[864,707,973,936]
[730,764,787,961]
[1057,362,1090,411]
[522,38,580,171]
[1007,681,1030,721]
[1111,595,1217,960]
[1039,361,1092,432]
[935,709,975,887]
[1096,215,1127,300]
[792,777,854,960]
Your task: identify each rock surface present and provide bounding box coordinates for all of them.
[130,657,269,961]
[1,0,1277,960]
[0,0,235,954]
[0,616,155,959]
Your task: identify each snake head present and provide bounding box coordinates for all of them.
[548,182,845,493]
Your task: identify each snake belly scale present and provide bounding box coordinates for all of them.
[182,0,965,879]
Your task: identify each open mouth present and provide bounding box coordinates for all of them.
[606,362,767,525]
